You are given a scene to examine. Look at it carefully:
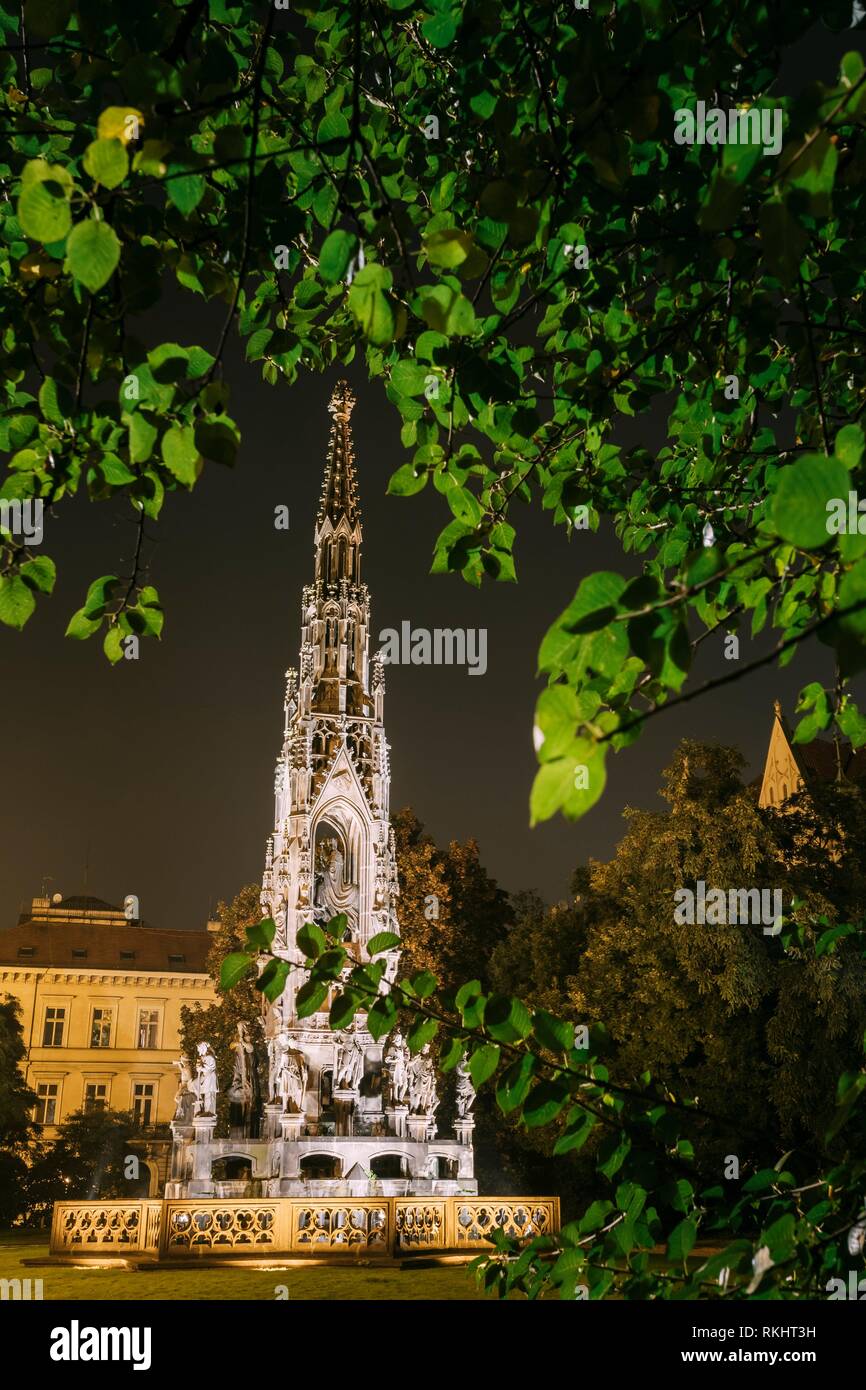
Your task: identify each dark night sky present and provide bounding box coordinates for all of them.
[0,20,861,932]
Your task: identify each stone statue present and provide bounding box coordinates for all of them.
[193,1041,218,1116]
[228,1021,254,1105]
[267,1032,279,1103]
[276,1032,308,1113]
[455,1055,476,1119]
[172,1054,195,1122]
[313,837,360,932]
[384,1029,410,1105]
[334,1031,365,1091]
[408,1043,438,1116]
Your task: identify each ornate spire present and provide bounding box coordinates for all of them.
[317,381,361,534]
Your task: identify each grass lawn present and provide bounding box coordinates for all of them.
[0,1231,493,1301]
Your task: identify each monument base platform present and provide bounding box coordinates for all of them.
[49,1195,560,1262]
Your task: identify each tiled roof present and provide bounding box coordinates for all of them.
[0,921,212,973]
[793,736,866,785]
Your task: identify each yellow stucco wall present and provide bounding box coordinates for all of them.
[0,965,217,1135]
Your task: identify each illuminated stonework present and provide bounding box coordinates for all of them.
[166,385,476,1199]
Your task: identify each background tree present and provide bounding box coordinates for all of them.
[23,1108,141,1225]
[392,806,511,989]
[489,740,866,1195]
[0,995,36,1226]
[180,883,267,1137]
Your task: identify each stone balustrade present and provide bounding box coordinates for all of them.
[49,1196,560,1261]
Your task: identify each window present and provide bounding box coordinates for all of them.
[132,1083,155,1127]
[84,1083,107,1112]
[42,1006,65,1047]
[17,945,35,958]
[168,954,185,966]
[72,948,87,960]
[34,1083,59,1125]
[120,950,136,962]
[90,1007,112,1048]
[137,1009,159,1049]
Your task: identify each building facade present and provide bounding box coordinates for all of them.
[0,893,215,1143]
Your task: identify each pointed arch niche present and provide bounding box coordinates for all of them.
[312,802,364,938]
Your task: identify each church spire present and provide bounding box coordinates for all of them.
[315,382,362,584]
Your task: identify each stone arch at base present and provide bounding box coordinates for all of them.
[299,1152,342,1179]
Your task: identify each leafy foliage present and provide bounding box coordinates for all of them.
[3,3,866,820]
[225,892,866,1300]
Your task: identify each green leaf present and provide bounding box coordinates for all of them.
[533,1010,575,1054]
[245,918,276,949]
[496,1054,536,1113]
[161,426,200,485]
[19,555,56,595]
[83,138,128,189]
[0,575,36,629]
[220,951,254,990]
[297,921,328,958]
[484,994,533,1043]
[129,413,158,464]
[578,1200,614,1236]
[597,1133,632,1178]
[103,625,124,664]
[367,930,401,955]
[18,177,72,243]
[523,1079,570,1128]
[387,463,428,496]
[296,979,329,1018]
[411,969,438,999]
[390,360,429,396]
[367,994,398,1041]
[530,740,608,825]
[348,265,395,346]
[438,1036,465,1072]
[100,452,136,485]
[167,171,206,215]
[65,607,101,640]
[424,228,473,268]
[468,1042,501,1087]
[835,424,865,470]
[38,377,66,426]
[257,957,290,1003]
[422,9,456,45]
[771,452,849,549]
[553,1110,596,1155]
[330,990,362,1030]
[318,229,358,284]
[66,218,121,292]
[667,1217,697,1262]
[406,1015,439,1052]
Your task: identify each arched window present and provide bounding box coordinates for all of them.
[782,781,787,800]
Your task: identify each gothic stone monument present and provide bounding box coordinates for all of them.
[166,383,477,1200]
